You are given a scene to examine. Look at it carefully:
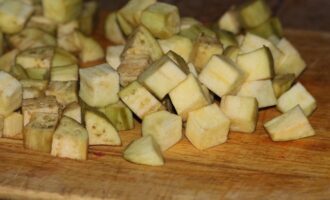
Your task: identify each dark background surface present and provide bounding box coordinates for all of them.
[99,0,330,32]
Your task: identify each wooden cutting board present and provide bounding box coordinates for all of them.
[0,29,329,199]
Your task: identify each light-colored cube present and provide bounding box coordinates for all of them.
[121,26,163,62]
[46,81,78,106]
[186,104,230,150]
[138,55,187,99]
[180,17,201,29]
[264,106,315,141]
[79,63,119,107]
[22,96,60,126]
[240,33,283,69]
[238,0,271,28]
[118,0,156,27]
[169,74,209,121]
[190,36,223,72]
[277,82,317,116]
[220,95,258,133]
[106,45,124,70]
[0,0,34,34]
[198,55,245,97]
[0,71,22,116]
[118,54,152,87]
[142,111,182,151]
[117,26,163,86]
[237,46,274,81]
[85,111,121,146]
[119,81,164,119]
[77,32,105,63]
[3,112,23,139]
[57,22,80,53]
[24,113,58,153]
[217,8,240,34]
[140,2,180,39]
[158,35,193,62]
[51,117,88,160]
[42,0,82,23]
[16,47,54,70]
[237,79,277,108]
[276,38,306,78]
[123,135,164,166]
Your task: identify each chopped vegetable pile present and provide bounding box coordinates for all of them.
[0,0,317,166]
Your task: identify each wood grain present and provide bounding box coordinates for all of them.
[1,16,330,200]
